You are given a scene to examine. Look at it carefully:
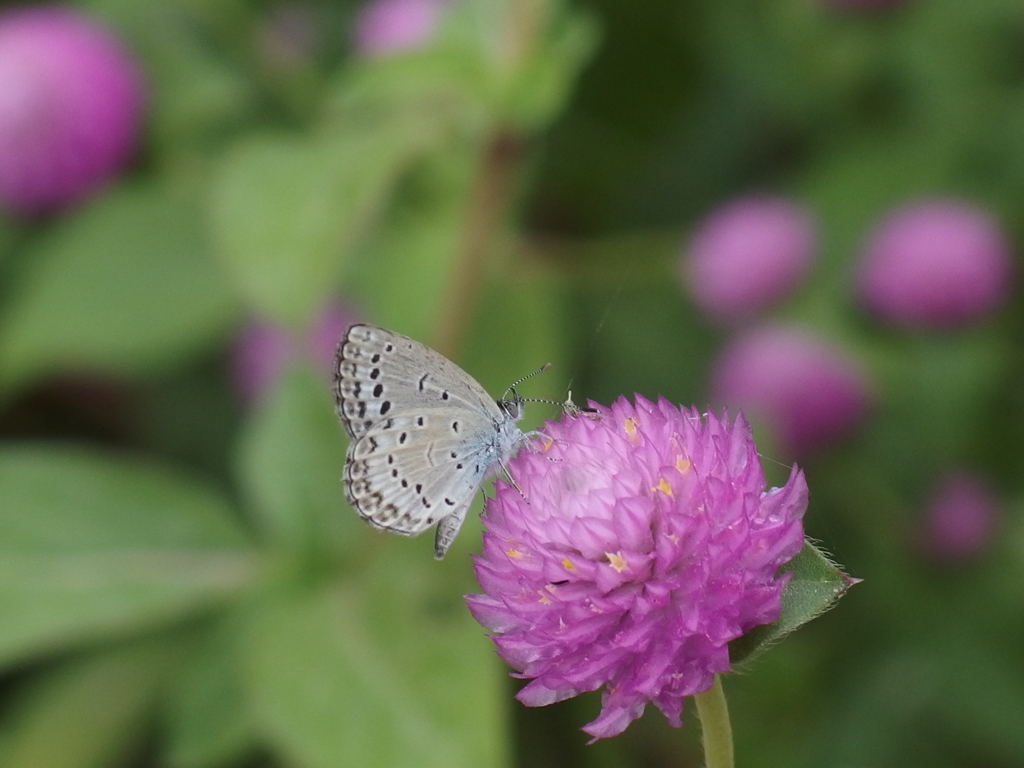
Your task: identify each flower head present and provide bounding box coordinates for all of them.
[0,6,144,216]
[710,325,870,457]
[683,196,817,323]
[466,396,807,740]
[919,472,999,563]
[857,199,1012,329]
[352,0,447,58]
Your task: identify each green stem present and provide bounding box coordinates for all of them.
[694,674,734,768]
[430,130,523,360]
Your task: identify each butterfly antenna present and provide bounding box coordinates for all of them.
[502,363,552,400]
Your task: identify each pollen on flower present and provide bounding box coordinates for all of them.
[541,438,554,451]
[652,478,673,496]
[623,417,640,444]
[505,548,523,558]
[676,455,691,474]
[562,558,575,571]
[537,591,551,604]
[606,551,628,572]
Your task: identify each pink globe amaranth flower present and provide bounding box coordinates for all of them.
[710,326,870,457]
[920,472,998,562]
[466,396,807,741]
[0,6,144,216]
[857,200,1012,328]
[352,0,446,58]
[683,196,817,323]
[232,301,357,403]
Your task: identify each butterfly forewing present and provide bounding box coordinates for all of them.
[335,325,499,439]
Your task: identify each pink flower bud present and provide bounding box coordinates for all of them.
[0,6,144,216]
[857,200,1012,328]
[232,301,358,404]
[682,196,816,324]
[710,326,870,457]
[920,472,998,562]
[352,0,446,58]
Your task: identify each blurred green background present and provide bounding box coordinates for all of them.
[2,0,1024,766]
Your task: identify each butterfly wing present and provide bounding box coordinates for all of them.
[334,324,510,557]
[335,324,498,439]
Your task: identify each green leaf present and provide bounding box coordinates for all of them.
[235,365,356,555]
[344,146,479,342]
[0,445,259,669]
[83,0,257,147]
[729,541,858,666]
[328,47,490,138]
[243,553,507,768]
[0,640,173,768]
[163,619,258,768]
[0,183,236,394]
[503,8,600,131]
[212,129,418,327]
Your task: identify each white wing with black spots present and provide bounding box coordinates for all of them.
[334,324,528,558]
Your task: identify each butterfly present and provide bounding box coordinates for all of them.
[333,324,533,559]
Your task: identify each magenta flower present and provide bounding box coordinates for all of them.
[352,0,447,58]
[0,6,144,216]
[857,199,1012,329]
[919,472,998,563]
[710,326,870,457]
[232,301,357,403]
[466,396,807,741]
[683,196,817,323]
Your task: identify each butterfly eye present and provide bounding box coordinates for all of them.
[498,396,524,420]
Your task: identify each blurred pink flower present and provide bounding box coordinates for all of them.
[710,326,870,457]
[467,397,806,740]
[920,472,998,562]
[683,196,817,323]
[857,200,1012,329]
[232,301,358,403]
[352,0,446,58]
[0,6,144,216]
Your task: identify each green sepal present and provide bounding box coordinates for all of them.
[729,540,859,667]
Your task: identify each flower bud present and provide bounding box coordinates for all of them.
[710,326,870,456]
[232,301,357,404]
[683,196,816,324]
[857,200,1012,328]
[0,7,144,216]
[352,0,446,58]
[919,472,998,563]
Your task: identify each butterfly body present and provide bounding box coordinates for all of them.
[334,324,528,558]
